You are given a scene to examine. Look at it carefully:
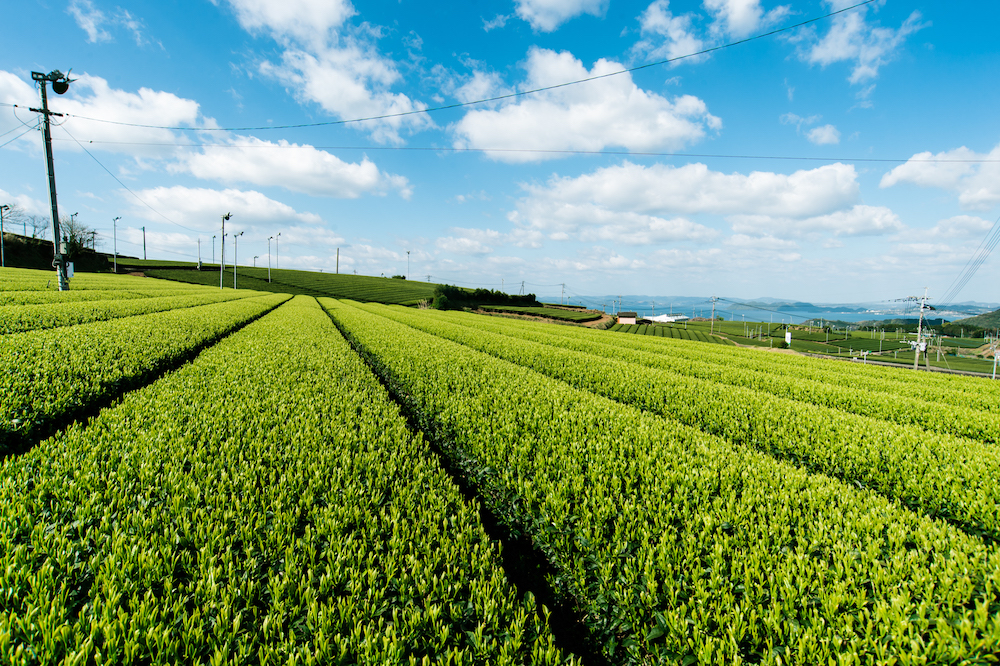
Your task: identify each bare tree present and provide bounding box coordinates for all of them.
[1,203,27,236]
[28,214,49,239]
[59,215,98,254]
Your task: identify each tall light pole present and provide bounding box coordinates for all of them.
[212,235,216,266]
[112,216,120,273]
[268,236,273,283]
[220,212,231,289]
[276,232,281,270]
[233,231,243,289]
[0,204,8,268]
[407,250,410,280]
[253,255,259,268]
[31,70,73,290]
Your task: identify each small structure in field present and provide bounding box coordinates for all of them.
[618,311,638,325]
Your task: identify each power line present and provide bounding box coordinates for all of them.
[57,124,203,234]
[42,136,1000,164]
[0,122,39,150]
[939,213,1000,306]
[4,0,876,134]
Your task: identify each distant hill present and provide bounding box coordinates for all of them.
[950,309,1000,330]
[140,265,439,306]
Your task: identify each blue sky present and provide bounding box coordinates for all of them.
[2,0,999,305]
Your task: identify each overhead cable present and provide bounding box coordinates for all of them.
[939,213,1000,306]
[10,0,877,133]
[57,125,203,234]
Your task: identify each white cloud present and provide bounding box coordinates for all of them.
[220,0,431,144]
[455,70,510,105]
[0,71,41,152]
[0,188,48,216]
[730,204,904,237]
[260,47,432,145]
[218,0,356,46]
[704,0,790,39]
[780,112,821,130]
[172,136,411,199]
[634,1,705,64]
[68,0,111,42]
[515,0,607,32]
[926,215,993,240]
[67,1,156,47]
[452,48,721,162]
[880,144,1000,211]
[510,199,717,245]
[515,161,860,219]
[725,233,799,251]
[780,114,840,145]
[803,4,927,84]
[483,14,510,31]
[436,236,495,255]
[128,186,324,232]
[0,70,207,159]
[806,124,840,145]
[57,74,206,156]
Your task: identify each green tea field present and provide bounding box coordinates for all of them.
[3,267,1000,664]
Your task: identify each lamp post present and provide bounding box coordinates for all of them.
[0,204,8,268]
[112,216,120,273]
[407,250,410,280]
[220,213,231,289]
[253,255,259,268]
[267,236,273,283]
[212,235,216,266]
[276,232,280,270]
[233,231,243,289]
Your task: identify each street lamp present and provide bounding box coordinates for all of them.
[267,236,273,283]
[112,216,120,273]
[407,250,410,280]
[276,232,281,270]
[253,255,259,268]
[233,231,243,289]
[212,234,216,266]
[220,213,231,289]
[0,204,8,268]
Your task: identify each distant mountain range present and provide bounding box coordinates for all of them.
[542,293,999,322]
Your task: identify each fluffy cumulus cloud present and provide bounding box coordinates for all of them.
[453,48,721,162]
[514,0,607,32]
[703,0,790,39]
[633,0,705,63]
[802,2,927,84]
[880,144,1000,211]
[926,215,993,239]
[729,204,904,237]
[0,71,40,148]
[0,71,208,158]
[517,161,860,218]
[172,136,411,199]
[128,186,324,231]
[220,0,430,143]
[507,160,902,248]
[510,199,717,245]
